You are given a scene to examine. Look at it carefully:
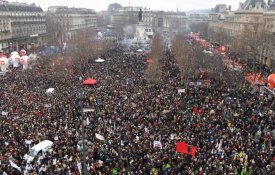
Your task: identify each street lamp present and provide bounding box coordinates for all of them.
[78,91,88,175]
[79,78,97,175]
[31,43,35,53]
[9,42,12,53]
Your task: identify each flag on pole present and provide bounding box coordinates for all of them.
[189,146,198,157]
[77,161,82,174]
[86,117,90,126]
[176,142,188,154]
[9,160,21,172]
[176,142,198,157]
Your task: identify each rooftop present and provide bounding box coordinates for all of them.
[239,0,268,11]
[0,1,43,12]
[48,6,96,15]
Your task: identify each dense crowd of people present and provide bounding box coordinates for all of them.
[0,41,274,175]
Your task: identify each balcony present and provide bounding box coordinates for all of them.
[1,30,10,33]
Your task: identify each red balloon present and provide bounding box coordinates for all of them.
[146,58,153,64]
[268,74,275,90]
[220,46,226,52]
[268,74,275,84]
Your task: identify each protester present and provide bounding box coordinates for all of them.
[0,42,274,175]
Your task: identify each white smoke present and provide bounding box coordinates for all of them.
[121,38,132,50]
[123,25,135,38]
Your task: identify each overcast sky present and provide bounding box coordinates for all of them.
[13,0,241,11]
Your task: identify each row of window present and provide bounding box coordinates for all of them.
[11,12,45,17]
[12,18,46,22]
[12,25,46,34]
[57,14,96,18]
[265,24,274,29]
[0,20,10,24]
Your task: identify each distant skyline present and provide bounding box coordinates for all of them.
[10,0,242,11]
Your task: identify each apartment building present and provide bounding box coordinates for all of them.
[47,6,97,43]
[0,1,47,53]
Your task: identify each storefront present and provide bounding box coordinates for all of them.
[1,33,48,54]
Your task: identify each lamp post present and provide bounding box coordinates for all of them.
[80,78,97,174]
[31,43,35,54]
[79,91,88,175]
[9,42,12,53]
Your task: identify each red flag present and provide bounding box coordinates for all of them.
[176,142,188,154]
[198,108,203,115]
[176,142,198,157]
[193,107,203,115]
[193,107,198,114]
[189,146,197,157]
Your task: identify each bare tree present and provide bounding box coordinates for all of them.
[189,22,209,38]
[210,27,231,46]
[144,33,164,83]
[171,34,196,90]
[46,12,68,45]
[231,23,267,75]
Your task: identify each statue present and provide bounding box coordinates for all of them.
[138,8,143,22]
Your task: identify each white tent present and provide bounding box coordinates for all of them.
[136,49,143,52]
[95,57,105,63]
[46,88,55,94]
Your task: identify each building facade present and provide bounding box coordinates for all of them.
[188,13,208,24]
[110,7,152,34]
[111,7,187,39]
[0,1,47,53]
[208,0,275,70]
[263,1,275,69]
[47,6,97,44]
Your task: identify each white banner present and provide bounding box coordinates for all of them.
[153,141,162,149]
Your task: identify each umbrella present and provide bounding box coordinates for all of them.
[136,49,143,52]
[95,133,105,141]
[46,88,55,94]
[95,57,105,63]
[83,78,97,85]
[146,58,153,64]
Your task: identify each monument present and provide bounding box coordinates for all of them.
[138,8,143,22]
[132,8,153,50]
